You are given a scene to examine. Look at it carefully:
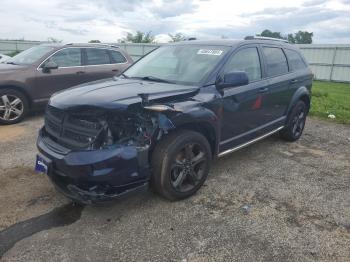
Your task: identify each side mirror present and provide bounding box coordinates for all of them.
[42,61,58,73]
[216,71,249,89]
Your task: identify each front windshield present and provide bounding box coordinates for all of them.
[8,45,55,65]
[124,45,230,85]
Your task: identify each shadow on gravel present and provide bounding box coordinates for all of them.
[0,202,84,258]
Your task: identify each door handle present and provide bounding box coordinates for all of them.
[112,69,119,72]
[258,87,269,93]
[76,71,85,75]
[290,79,299,84]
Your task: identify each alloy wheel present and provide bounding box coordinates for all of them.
[291,104,306,138]
[170,142,208,193]
[0,94,24,121]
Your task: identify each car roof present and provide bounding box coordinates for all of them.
[168,39,298,50]
[38,40,299,53]
[39,43,121,49]
[169,39,241,47]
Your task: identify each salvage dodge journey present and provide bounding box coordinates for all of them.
[36,37,313,204]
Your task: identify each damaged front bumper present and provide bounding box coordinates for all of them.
[37,128,150,204]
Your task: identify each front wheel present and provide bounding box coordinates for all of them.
[151,130,212,201]
[0,89,28,125]
[280,100,307,141]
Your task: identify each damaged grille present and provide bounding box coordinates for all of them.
[45,106,103,150]
[44,105,168,151]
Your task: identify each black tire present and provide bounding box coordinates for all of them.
[280,100,307,142]
[151,130,212,201]
[0,88,29,125]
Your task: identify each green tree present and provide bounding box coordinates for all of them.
[287,34,296,43]
[168,33,186,42]
[258,29,284,39]
[119,31,155,43]
[47,37,62,43]
[293,31,313,44]
[257,29,313,44]
[89,40,101,43]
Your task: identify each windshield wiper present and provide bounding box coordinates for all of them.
[6,61,17,65]
[140,76,175,84]
[121,73,129,78]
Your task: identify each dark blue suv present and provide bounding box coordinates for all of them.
[36,37,313,204]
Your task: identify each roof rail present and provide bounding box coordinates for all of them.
[244,36,288,43]
[65,43,120,48]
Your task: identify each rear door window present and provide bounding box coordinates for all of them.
[262,47,289,77]
[110,50,127,63]
[284,49,307,71]
[85,48,111,65]
[47,48,82,67]
[224,47,262,82]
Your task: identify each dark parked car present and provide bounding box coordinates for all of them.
[0,43,132,124]
[36,37,313,204]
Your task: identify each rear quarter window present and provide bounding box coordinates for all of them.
[85,48,111,65]
[285,49,307,71]
[110,50,127,63]
[262,47,289,77]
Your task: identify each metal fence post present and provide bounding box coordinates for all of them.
[329,47,337,81]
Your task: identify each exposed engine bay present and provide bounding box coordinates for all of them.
[44,105,176,151]
[86,110,173,150]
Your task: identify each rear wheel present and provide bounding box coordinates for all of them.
[151,130,212,201]
[0,89,28,125]
[280,100,307,141]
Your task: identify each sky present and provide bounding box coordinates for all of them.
[0,0,349,43]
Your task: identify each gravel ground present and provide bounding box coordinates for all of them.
[0,115,349,262]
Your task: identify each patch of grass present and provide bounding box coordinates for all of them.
[7,50,21,57]
[310,81,350,124]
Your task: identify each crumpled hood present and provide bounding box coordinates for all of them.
[0,63,28,73]
[49,77,199,110]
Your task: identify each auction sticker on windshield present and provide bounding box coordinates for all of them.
[197,49,223,56]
